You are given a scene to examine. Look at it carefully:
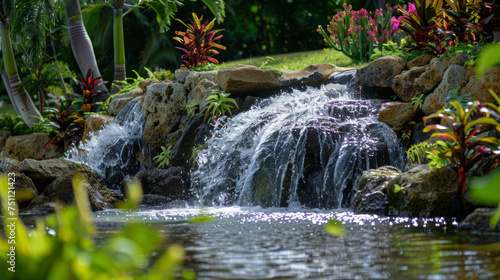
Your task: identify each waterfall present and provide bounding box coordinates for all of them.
[66,97,147,189]
[191,84,405,208]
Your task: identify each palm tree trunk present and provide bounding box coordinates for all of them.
[113,8,126,83]
[0,22,41,127]
[64,0,109,96]
[1,70,20,115]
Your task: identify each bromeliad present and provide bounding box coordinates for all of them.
[73,69,104,112]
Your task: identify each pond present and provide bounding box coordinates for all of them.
[94,206,500,280]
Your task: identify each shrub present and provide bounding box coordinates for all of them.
[73,69,104,113]
[423,94,500,197]
[318,3,401,62]
[173,13,226,69]
[43,99,85,151]
[202,90,238,123]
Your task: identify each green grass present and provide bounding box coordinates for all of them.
[0,103,18,116]
[219,49,368,71]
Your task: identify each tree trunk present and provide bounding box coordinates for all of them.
[0,22,41,127]
[113,8,126,83]
[65,0,109,97]
[1,70,20,115]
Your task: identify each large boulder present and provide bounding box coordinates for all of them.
[215,65,280,94]
[387,165,460,217]
[280,63,342,87]
[356,56,406,87]
[174,68,190,84]
[108,88,144,116]
[0,157,21,173]
[392,65,429,102]
[1,133,62,161]
[407,54,434,69]
[19,158,104,193]
[350,166,402,214]
[422,65,470,115]
[134,167,193,201]
[459,208,500,231]
[188,79,220,112]
[81,114,115,143]
[0,130,12,151]
[7,172,38,209]
[184,70,217,91]
[141,82,187,148]
[461,66,500,104]
[415,58,447,91]
[165,115,208,168]
[378,102,418,127]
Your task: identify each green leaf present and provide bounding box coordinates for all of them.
[200,0,226,23]
[476,43,500,77]
[188,214,216,224]
[469,168,500,206]
[324,219,345,237]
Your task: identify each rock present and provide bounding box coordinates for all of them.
[215,65,280,94]
[19,158,105,193]
[409,122,433,146]
[9,172,38,208]
[392,65,429,102]
[108,88,144,116]
[139,194,174,206]
[461,66,500,104]
[141,82,187,148]
[422,65,470,115]
[415,58,447,91]
[164,115,206,167]
[138,79,158,92]
[188,79,220,111]
[378,102,418,127]
[81,114,115,143]
[351,166,402,214]
[0,130,12,151]
[280,63,341,86]
[184,70,217,91]
[443,53,469,67]
[0,157,21,173]
[40,173,108,211]
[134,167,192,200]
[356,56,406,87]
[407,54,434,69]
[459,208,500,231]
[22,201,59,215]
[387,165,460,217]
[174,68,190,84]
[328,70,356,85]
[1,133,62,161]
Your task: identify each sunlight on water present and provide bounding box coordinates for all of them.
[94,207,500,280]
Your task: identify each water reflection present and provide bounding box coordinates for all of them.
[94,207,500,279]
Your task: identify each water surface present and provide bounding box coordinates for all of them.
[94,207,500,280]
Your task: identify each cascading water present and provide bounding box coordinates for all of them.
[191,84,405,208]
[67,97,147,189]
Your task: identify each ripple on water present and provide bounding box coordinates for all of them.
[93,207,500,280]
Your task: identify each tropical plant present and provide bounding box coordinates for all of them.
[407,141,432,164]
[180,100,199,116]
[423,95,500,197]
[0,0,42,127]
[44,99,85,150]
[469,167,500,228]
[173,13,226,68]
[202,89,238,123]
[190,143,207,164]
[440,0,485,44]
[476,42,500,77]
[393,121,416,147]
[411,93,425,111]
[396,0,449,55]
[317,3,401,62]
[154,145,173,168]
[259,56,282,75]
[72,69,104,113]
[0,173,185,280]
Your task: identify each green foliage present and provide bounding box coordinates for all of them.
[190,144,207,164]
[476,42,500,77]
[411,94,425,111]
[180,101,198,116]
[423,94,500,196]
[202,90,238,123]
[439,43,481,63]
[154,146,173,168]
[370,47,426,61]
[425,140,453,169]
[20,61,77,98]
[469,168,500,228]
[407,142,431,164]
[173,13,226,68]
[0,173,184,280]
[259,57,282,75]
[324,219,345,237]
[73,69,104,113]
[0,114,51,135]
[43,99,86,151]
